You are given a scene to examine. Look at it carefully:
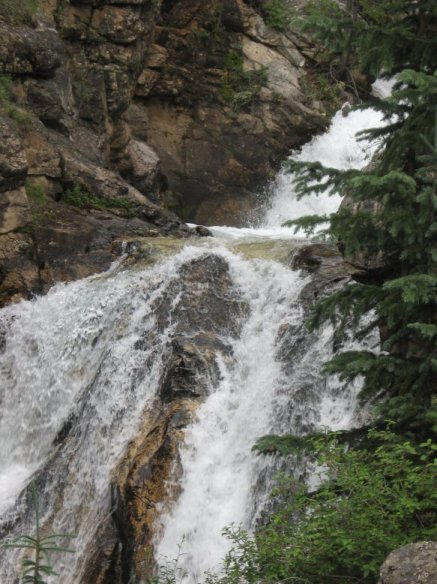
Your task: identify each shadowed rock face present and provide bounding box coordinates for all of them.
[0,0,335,306]
[0,0,190,307]
[129,0,330,224]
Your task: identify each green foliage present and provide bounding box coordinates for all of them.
[203,3,225,40]
[282,214,330,237]
[25,182,46,206]
[0,74,32,125]
[299,0,436,76]
[25,181,53,225]
[283,66,437,430]
[221,50,268,111]
[0,74,12,103]
[63,185,135,214]
[0,0,38,25]
[148,540,189,584]
[210,429,437,584]
[1,483,75,583]
[262,0,290,31]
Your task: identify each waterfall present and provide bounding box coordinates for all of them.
[0,93,385,582]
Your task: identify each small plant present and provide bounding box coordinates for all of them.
[6,106,32,125]
[263,0,290,31]
[300,73,344,113]
[221,50,268,111]
[2,483,75,583]
[0,74,12,104]
[210,428,437,584]
[204,3,225,40]
[0,0,38,25]
[0,74,32,125]
[148,540,188,584]
[63,184,135,214]
[25,182,46,206]
[25,181,51,225]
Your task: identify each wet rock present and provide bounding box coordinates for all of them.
[193,224,212,237]
[160,334,228,401]
[378,541,437,584]
[291,243,358,308]
[97,253,247,582]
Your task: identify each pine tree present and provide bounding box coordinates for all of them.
[287,0,437,432]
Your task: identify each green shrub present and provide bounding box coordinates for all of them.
[25,181,52,225]
[0,0,38,25]
[221,50,268,111]
[0,74,12,103]
[0,75,32,125]
[263,0,289,31]
[300,73,344,113]
[211,428,437,584]
[63,184,135,214]
[25,181,46,206]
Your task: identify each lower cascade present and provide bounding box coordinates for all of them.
[0,98,385,583]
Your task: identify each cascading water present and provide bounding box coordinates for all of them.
[0,92,385,583]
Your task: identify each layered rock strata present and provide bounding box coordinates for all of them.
[1,0,333,306]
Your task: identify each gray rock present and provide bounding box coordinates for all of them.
[378,541,437,584]
[0,24,61,76]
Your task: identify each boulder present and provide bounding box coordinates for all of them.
[378,542,437,584]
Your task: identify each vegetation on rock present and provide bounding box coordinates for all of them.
[0,0,38,25]
[63,185,136,215]
[221,50,268,111]
[211,429,436,584]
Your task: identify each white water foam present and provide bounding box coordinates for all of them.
[0,88,387,583]
[0,244,230,582]
[263,105,386,229]
[154,95,388,581]
[155,254,309,580]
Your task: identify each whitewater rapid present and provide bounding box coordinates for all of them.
[154,95,387,580]
[0,91,386,583]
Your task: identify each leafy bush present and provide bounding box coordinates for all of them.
[63,185,135,213]
[221,50,268,111]
[0,0,38,25]
[25,181,46,206]
[0,74,12,103]
[263,0,289,31]
[0,75,32,125]
[210,429,437,584]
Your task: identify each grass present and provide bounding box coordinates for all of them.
[263,0,290,31]
[0,0,38,25]
[63,185,136,214]
[0,74,32,125]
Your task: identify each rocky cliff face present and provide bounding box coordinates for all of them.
[129,0,329,224]
[0,0,333,306]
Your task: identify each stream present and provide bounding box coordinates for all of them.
[0,86,388,583]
